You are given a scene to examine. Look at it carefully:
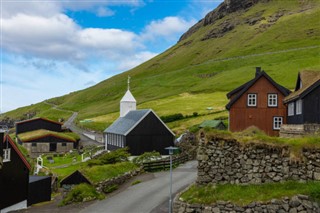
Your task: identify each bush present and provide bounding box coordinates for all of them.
[133,151,161,165]
[160,113,184,123]
[87,148,130,166]
[103,184,118,193]
[59,184,105,206]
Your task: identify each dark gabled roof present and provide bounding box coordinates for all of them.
[226,71,291,110]
[104,109,175,136]
[284,71,320,103]
[16,117,62,126]
[3,134,31,170]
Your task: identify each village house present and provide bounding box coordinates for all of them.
[281,71,320,137]
[0,133,31,213]
[104,78,175,155]
[15,117,79,154]
[226,67,291,136]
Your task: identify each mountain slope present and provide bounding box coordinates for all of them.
[4,0,320,125]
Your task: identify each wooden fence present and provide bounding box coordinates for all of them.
[142,154,189,172]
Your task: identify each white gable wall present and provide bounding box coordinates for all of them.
[120,101,136,117]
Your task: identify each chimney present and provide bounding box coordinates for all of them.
[255,67,261,77]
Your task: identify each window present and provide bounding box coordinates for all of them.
[3,148,11,162]
[288,103,294,116]
[32,143,37,147]
[268,94,278,107]
[273,117,283,130]
[296,99,302,115]
[62,143,67,146]
[247,94,257,107]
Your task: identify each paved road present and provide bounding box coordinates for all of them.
[80,160,198,213]
[62,112,104,146]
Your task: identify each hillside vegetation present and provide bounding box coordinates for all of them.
[3,0,320,132]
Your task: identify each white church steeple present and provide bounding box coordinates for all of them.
[120,76,136,117]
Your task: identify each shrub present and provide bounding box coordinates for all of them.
[160,113,184,123]
[103,184,118,193]
[131,180,141,185]
[59,184,105,206]
[87,148,130,166]
[133,151,161,165]
[99,148,130,164]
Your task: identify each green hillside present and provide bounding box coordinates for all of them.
[4,0,320,133]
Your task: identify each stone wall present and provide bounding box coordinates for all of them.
[95,168,141,193]
[280,124,320,138]
[197,136,320,185]
[174,194,320,213]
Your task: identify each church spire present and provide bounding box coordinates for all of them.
[127,76,130,91]
[120,76,136,117]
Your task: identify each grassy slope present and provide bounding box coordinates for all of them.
[3,0,320,131]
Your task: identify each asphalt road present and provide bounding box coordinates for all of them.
[62,112,104,146]
[80,160,198,213]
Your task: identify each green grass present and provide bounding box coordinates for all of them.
[18,129,80,142]
[60,183,105,206]
[81,162,138,184]
[3,1,320,132]
[51,163,85,179]
[43,153,82,168]
[180,181,320,206]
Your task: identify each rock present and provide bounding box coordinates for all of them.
[212,207,220,213]
[313,172,320,180]
[289,196,301,208]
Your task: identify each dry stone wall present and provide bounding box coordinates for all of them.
[197,136,320,185]
[174,194,320,213]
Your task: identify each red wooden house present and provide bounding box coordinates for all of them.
[226,67,291,136]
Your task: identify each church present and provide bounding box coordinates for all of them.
[104,78,175,155]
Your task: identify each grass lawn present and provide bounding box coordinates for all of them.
[180,181,320,206]
[81,162,138,184]
[51,163,85,179]
[80,92,229,133]
[42,153,82,168]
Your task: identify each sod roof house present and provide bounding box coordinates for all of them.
[226,67,291,136]
[104,79,175,155]
[283,71,320,124]
[199,120,226,130]
[16,118,79,154]
[1,133,31,213]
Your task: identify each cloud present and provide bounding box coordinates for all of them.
[97,7,115,17]
[117,51,158,71]
[141,16,196,41]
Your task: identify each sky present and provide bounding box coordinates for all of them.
[1,0,222,113]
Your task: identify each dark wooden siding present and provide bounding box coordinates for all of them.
[0,141,29,209]
[126,112,174,155]
[28,176,51,206]
[303,85,320,124]
[16,119,62,134]
[287,85,320,124]
[229,76,287,136]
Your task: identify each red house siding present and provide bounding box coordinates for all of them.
[229,76,287,136]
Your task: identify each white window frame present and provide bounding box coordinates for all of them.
[273,117,283,130]
[3,148,11,162]
[247,94,257,107]
[288,103,294,116]
[296,99,302,115]
[268,94,278,107]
